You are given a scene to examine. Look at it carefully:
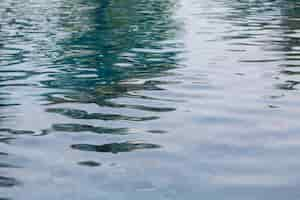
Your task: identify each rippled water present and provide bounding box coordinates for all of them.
[1,0,300,199]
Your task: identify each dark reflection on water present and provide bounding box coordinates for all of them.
[2,0,300,199]
[0,0,182,199]
[37,0,182,136]
[47,107,159,121]
[51,123,128,134]
[71,142,161,154]
[77,160,101,167]
[0,176,20,188]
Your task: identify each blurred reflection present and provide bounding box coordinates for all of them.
[0,152,20,200]
[277,0,300,90]
[0,176,19,188]
[1,0,182,199]
[217,0,300,92]
[38,0,183,133]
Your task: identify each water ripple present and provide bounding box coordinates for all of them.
[1,0,300,199]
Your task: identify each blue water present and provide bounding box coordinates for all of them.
[1,0,300,199]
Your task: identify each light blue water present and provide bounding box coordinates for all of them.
[1,0,300,199]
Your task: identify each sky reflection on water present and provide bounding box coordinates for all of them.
[1,0,300,199]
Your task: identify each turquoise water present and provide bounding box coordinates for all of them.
[1,0,300,199]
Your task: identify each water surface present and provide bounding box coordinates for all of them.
[1,0,300,199]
